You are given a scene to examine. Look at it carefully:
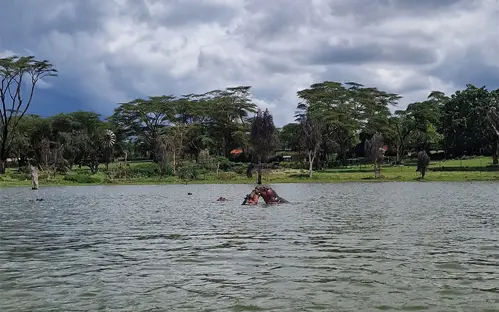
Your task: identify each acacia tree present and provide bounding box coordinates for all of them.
[250,108,278,184]
[0,56,57,173]
[301,116,322,178]
[109,96,175,160]
[202,86,257,157]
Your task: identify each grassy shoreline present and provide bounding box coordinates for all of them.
[2,157,499,188]
[2,169,499,188]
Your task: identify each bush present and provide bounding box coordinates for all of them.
[216,157,232,171]
[8,172,30,181]
[64,174,102,184]
[232,165,245,174]
[116,162,160,178]
[17,166,30,174]
[278,161,307,169]
[218,172,238,180]
[71,167,93,175]
[177,162,198,180]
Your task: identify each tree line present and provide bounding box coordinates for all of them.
[2,55,499,179]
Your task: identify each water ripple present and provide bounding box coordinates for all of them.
[1,182,499,311]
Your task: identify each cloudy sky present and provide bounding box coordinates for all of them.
[1,0,499,126]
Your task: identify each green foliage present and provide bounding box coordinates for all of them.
[278,161,307,169]
[215,156,232,171]
[295,81,399,165]
[123,162,162,178]
[4,54,499,181]
[250,108,279,161]
[232,164,245,174]
[0,55,57,173]
[278,123,302,151]
[64,174,102,184]
[218,171,239,180]
[176,161,198,180]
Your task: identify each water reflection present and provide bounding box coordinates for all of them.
[1,182,499,311]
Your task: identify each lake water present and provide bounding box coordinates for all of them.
[1,182,499,311]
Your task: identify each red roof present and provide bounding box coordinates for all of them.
[230,149,243,154]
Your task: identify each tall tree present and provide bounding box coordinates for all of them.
[404,100,442,150]
[296,81,400,166]
[441,85,489,158]
[279,123,302,151]
[0,56,57,173]
[109,96,175,160]
[202,86,257,157]
[297,81,356,166]
[250,108,278,184]
[301,115,322,177]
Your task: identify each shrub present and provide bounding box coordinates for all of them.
[232,165,245,174]
[64,174,102,184]
[218,172,238,180]
[279,161,307,169]
[8,172,30,181]
[177,162,198,180]
[112,162,161,178]
[216,157,232,171]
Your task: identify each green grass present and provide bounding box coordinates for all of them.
[431,156,493,167]
[2,156,499,188]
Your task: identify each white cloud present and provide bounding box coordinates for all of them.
[1,0,499,125]
[0,50,15,58]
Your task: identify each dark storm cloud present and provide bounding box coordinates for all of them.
[148,0,240,28]
[0,1,103,47]
[429,48,499,91]
[0,0,496,124]
[258,57,300,74]
[306,41,438,66]
[327,0,466,21]
[391,0,463,10]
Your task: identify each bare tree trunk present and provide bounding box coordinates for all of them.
[396,144,402,164]
[0,128,7,174]
[53,155,57,178]
[172,151,176,174]
[493,140,498,165]
[0,158,5,174]
[308,152,314,178]
[257,155,262,185]
[0,140,7,174]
